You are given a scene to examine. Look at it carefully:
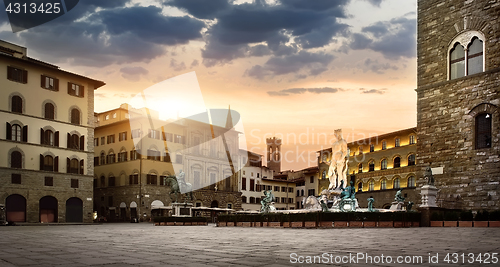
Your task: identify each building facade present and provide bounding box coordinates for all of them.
[416,0,500,210]
[318,128,418,208]
[94,104,242,221]
[0,40,105,223]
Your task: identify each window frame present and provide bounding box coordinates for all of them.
[7,66,28,84]
[447,31,485,80]
[475,113,492,149]
[68,82,84,97]
[41,75,59,91]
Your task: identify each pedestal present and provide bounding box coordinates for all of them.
[420,185,438,208]
[389,201,404,211]
[171,203,193,217]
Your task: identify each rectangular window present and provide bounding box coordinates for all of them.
[281,186,286,192]
[274,186,280,192]
[281,197,286,203]
[288,187,293,193]
[100,137,105,145]
[118,152,127,162]
[130,150,139,160]
[289,198,293,204]
[94,138,98,146]
[395,138,400,147]
[44,176,53,186]
[147,150,161,161]
[174,134,185,144]
[310,176,314,183]
[131,129,141,138]
[147,174,157,185]
[94,156,99,166]
[71,179,79,188]
[148,129,160,139]
[108,177,115,187]
[68,82,84,97]
[250,179,255,191]
[308,189,315,196]
[163,132,173,142]
[163,152,171,162]
[11,173,21,184]
[176,154,182,164]
[7,66,28,84]
[41,75,58,91]
[370,144,374,152]
[242,178,246,190]
[107,135,115,144]
[119,132,127,141]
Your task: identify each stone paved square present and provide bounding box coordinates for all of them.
[1,224,500,266]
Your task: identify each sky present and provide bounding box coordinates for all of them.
[0,0,417,171]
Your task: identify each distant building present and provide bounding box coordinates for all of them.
[287,167,321,209]
[416,0,500,210]
[93,104,241,221]
[318,128,418,208]
[239,150,295,211]
[266,137,281,173]
[0,40,105,223]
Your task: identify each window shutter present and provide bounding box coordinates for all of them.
[66,158,70,173]
[41,75,46,88]
[6,122,11,140]
[54,156,58,172]
[80,85,84,97]
[67,133,71,148]
[40,128,44,145]
[80,135,85,151]
[54,78,59,91]
[22,70,27,83]
[54,131,59,147]
[22,125,28,142]
[40,154,44,170]
[7,66,12,80]
[80,159,84,174]
[67,82,71,94]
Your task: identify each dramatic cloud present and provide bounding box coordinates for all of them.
[363,58,398,74]
[195,0,350,68]
[268,87,342,96]
[359,88,387,94]
[120,66,149,81]
[164,0,231,19]
[5,4,205,67]
[246,51,335,80]
[170,59,187,71]
[350,16,416,60]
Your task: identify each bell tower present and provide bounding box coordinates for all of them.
[266,137,281,173]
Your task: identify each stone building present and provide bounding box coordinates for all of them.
[0,40,105,223]
[94,104,241,221]
[287,166,321,209]
[239,150,295,211]
[317,128,418,208]
[416,0,500,210]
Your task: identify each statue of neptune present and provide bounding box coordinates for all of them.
[327,129,348,190]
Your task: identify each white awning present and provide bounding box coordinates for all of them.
[151,200,164,209]
[119,202,127,208]
[130,201,138,208]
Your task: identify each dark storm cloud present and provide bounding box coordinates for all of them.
[163,0,231,19]
[9,5,205,67]
[350,16,416,60]
[197,0,350,67]
[245,51,334,80]
[268,87,342,96]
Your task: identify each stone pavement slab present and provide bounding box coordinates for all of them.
[1,224,500,266]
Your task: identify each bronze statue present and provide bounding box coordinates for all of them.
[260,190,275,213]
[424,166,435,186]
[165,170,193,203]
[367,197,375,212]
[394,189,405,202]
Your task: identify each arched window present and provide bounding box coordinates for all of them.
[393,178,400,189]
[381,159,387,170]
[467,37,483,75]
[358,163,363,173]
[407,176,416,188]
[357,182,363,192]
[380,179,387,190]
[368,161,375,172]
[242,196,247,203]
[475,113,492,149]
[107,152,115,164]
[100,152,106,165]
[44,103,55,119]
[450,42,465,79]
[301,189,304,196]
[11,151,22,168]
[43,130,54,146]
[11,124,22,141]
[368,180,374,191]
[408,154,416,166]
[69,158,79,174]
[11,95,23,113]
[449,32,485,80]
[100,176,105,187]
[393,157,401,168]
[71,109,80,125]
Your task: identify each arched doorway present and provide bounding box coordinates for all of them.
[151,200,164,217]
[130,201,138,220]
[210,200,219,208]
[6,194,26,222]
[210,200,219,223]
[66,197,83,222]
[40,196,58,223]
[119,202,127,222]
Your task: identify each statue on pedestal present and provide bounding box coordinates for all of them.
[394,189,405,202]
[165,170,193,203]
[260,190,275,213]
[367,197,375,212]
[425,167,435,186]
[327,129,348,190]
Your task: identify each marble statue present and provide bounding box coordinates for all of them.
[327,129,348,190]
[260,190,275,213]
[424,166,435,186]
[394,189,405,202]
[320,200,329,212]
[367,197,375,212]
